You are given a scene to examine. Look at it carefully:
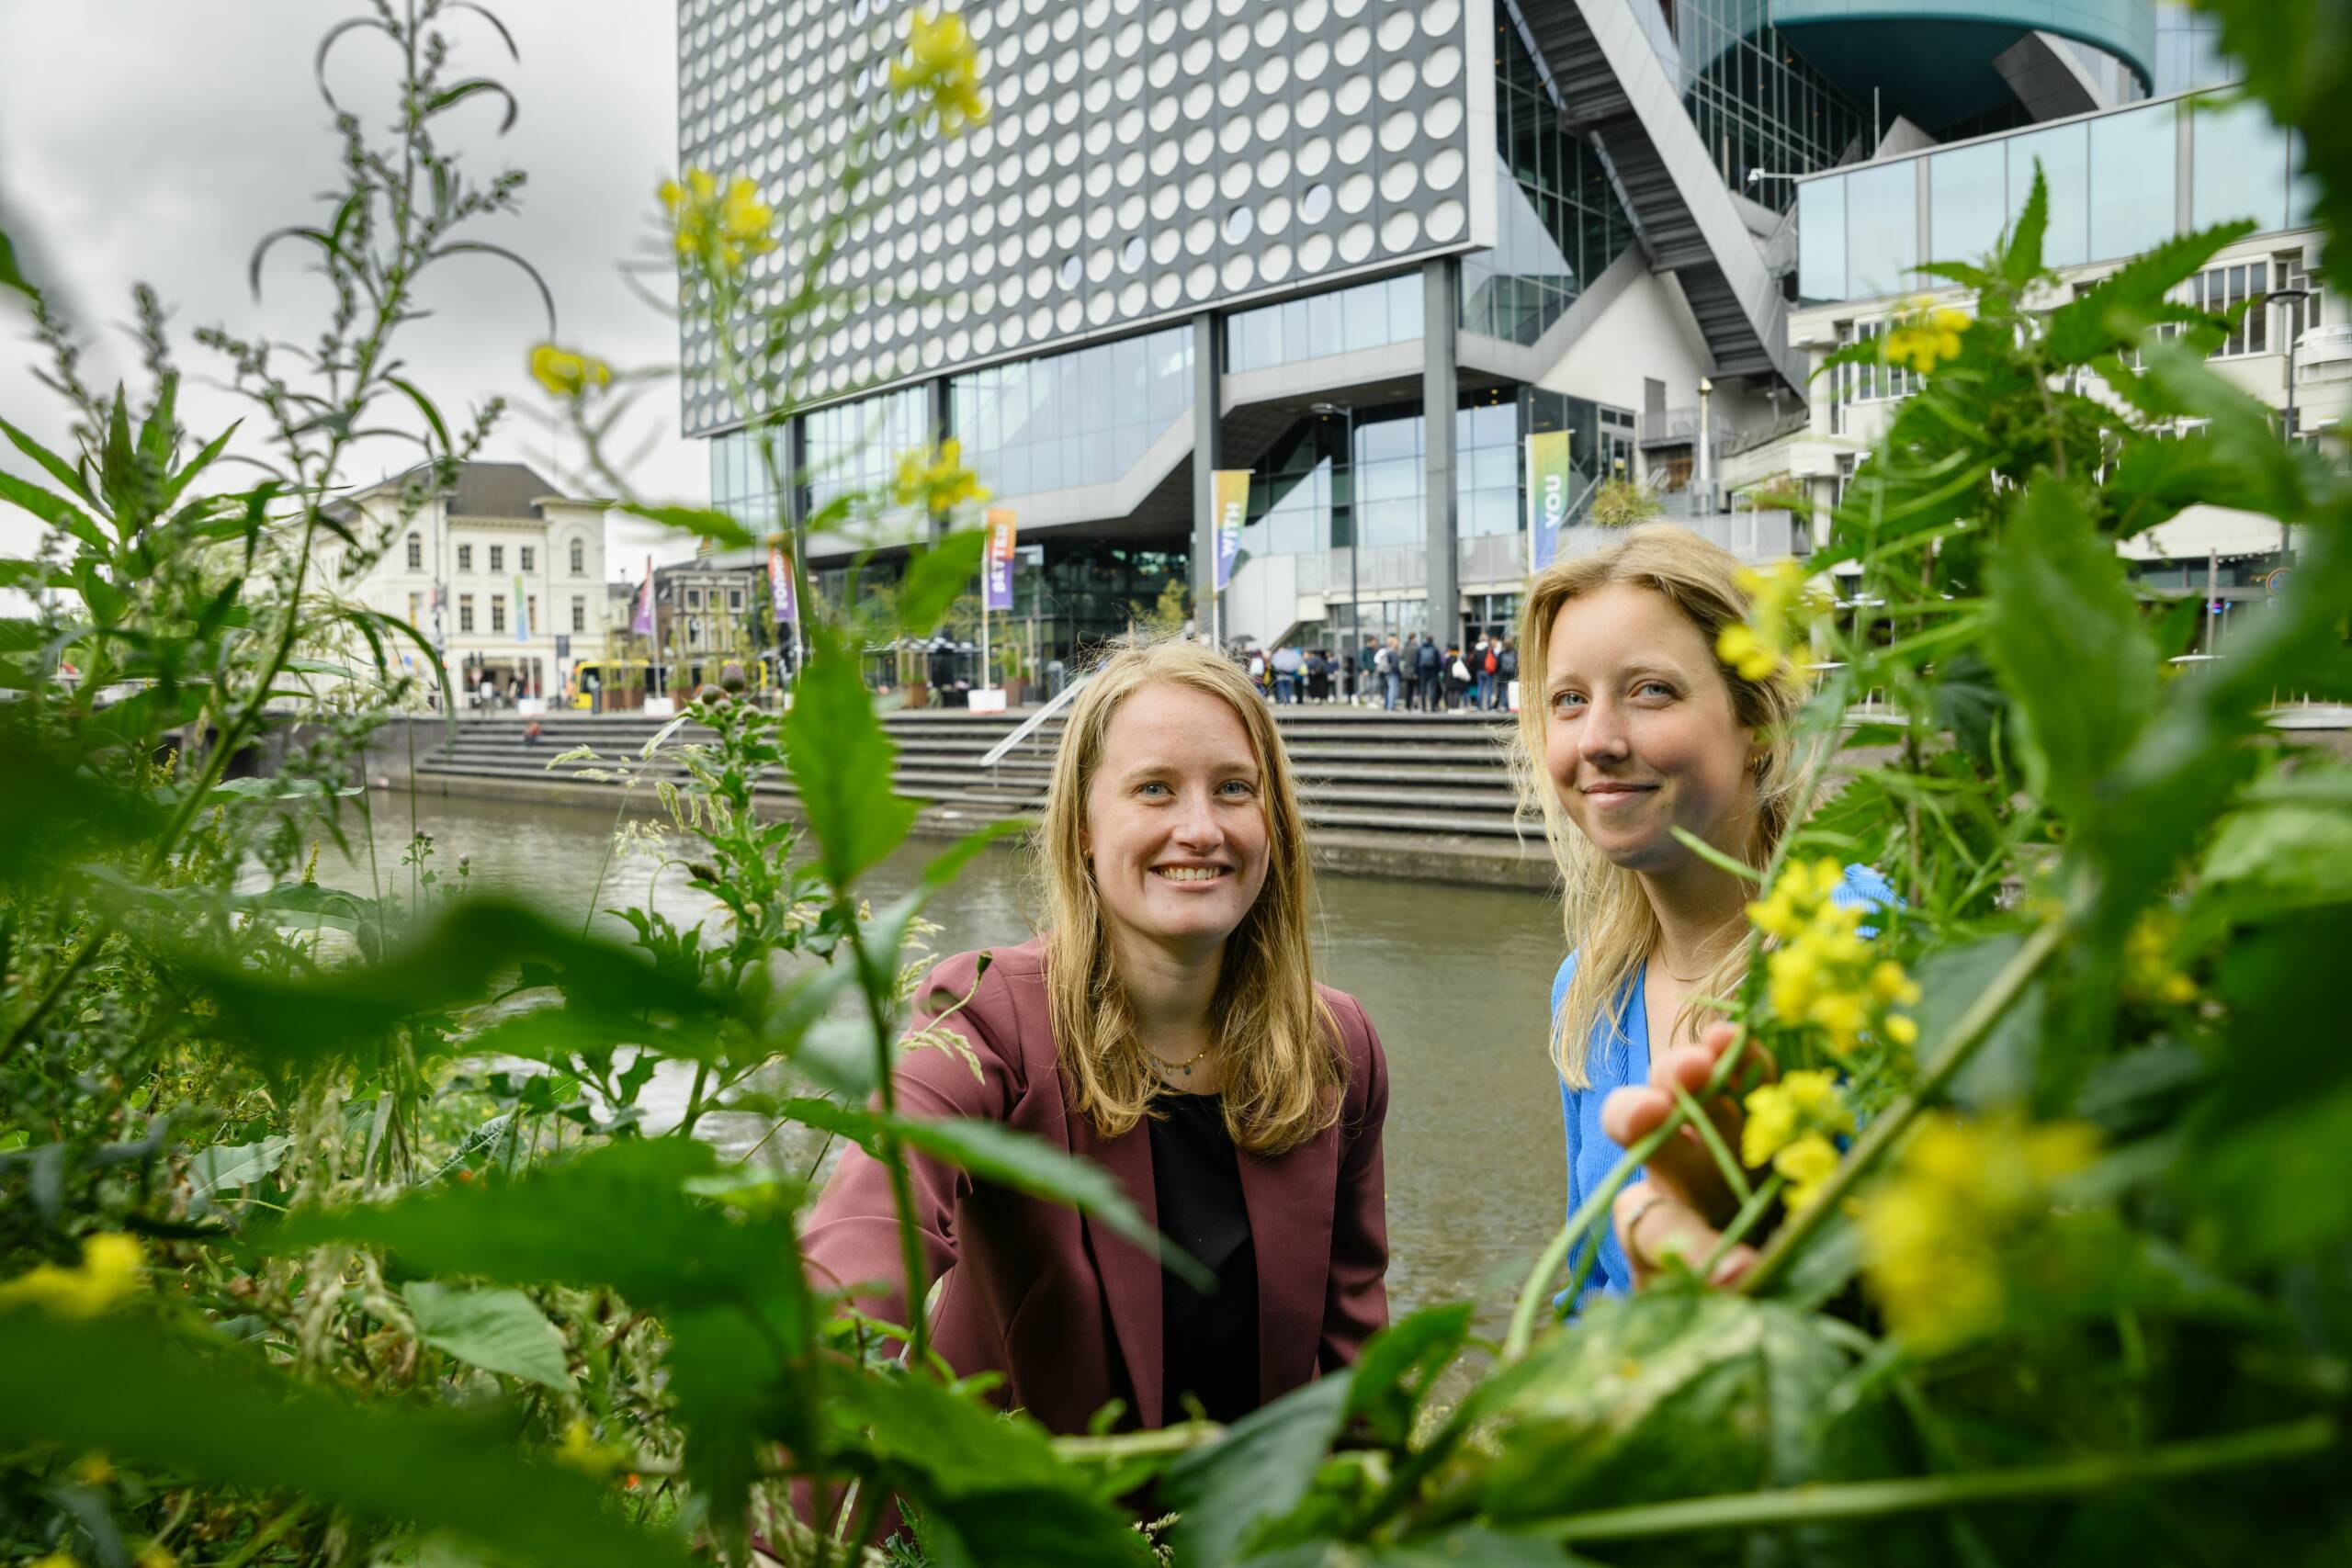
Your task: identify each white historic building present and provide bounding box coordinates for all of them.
[321,462,614,703]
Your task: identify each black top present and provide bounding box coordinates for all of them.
[1148,1091,1260,1425]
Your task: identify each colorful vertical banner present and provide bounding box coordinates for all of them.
[983,506,1019,612]
[1212,468,1250,591]
[513,574,529,641]
[1525,429,1576,571]
[631,557,654,636]
[767,537,796,625]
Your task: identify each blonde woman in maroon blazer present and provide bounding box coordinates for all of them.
[802,637,1390,1435]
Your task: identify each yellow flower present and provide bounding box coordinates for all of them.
[891,438,990,512]
[1716,558,1823,684]
[530,344,614,400]
[71,1451,114,1486]
[31,1554,80,1568]
[555,1416,626,1479]
[136,1546,177,1568]
[0,1233,145,1319]
[2122,907,2199,1006]
[659,167,776,276]
[1745,860,1919,1056]
[1883,303,1970,377]
[889,8,989,133]
[1860,1111,2100,1353]
[1774,1131,1841,1213]
[1741,1068,1852,1168]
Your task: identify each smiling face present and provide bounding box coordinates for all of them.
[1542,582,1758,874]
[1084,681,1272,962]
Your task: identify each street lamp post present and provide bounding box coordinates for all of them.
[1311,400,1359,690]
[2272,285,2312,559]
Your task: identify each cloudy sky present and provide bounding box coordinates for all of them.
[0,0,705,570]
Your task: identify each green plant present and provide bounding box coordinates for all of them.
[1589,476,1664,528]
[1733,477,1815,515]
[6,1,2351,1565]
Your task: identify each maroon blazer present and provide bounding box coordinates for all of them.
[800,936,1389,1434]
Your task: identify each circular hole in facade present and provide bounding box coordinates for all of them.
[1421,0,1462,32]
[1337,123,1374,165]
[1223,205,1253,243]
[1380,108,1417,152]
[1060,254,1083,288]
[1296,88,1332,130]
[1422,43,1462,88]
[1299,182,1333,223]
[1335,73,1372,115]
[1378,60,1416,100]
[1297,136,1333,176]
[1185,262,1216,299]
[1258,193,1293,232]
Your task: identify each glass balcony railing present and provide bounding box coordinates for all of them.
[1797,88,2317,305]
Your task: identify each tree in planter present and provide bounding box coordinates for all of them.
[1589,475,1666,527]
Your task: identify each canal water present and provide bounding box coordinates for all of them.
[350,789,1569,1329]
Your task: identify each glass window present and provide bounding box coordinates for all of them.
[492,596,505,633]
[1797,175,1845,302]
[2007,122,2088,268]
[489,545,504,572]
[458,595,474,633]
[571,597,586,632]
[458,544,472,571]
[1844,161,1917,300]
[2193,96,2290,234]
[520,546,535,573]
[405,533,422,570]
[570,538,585,575]
[1930,141,2007,265]
[2088,102,2177,262]
[950,324,1193,499]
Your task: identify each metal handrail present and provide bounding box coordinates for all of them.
[978,672,1088,770]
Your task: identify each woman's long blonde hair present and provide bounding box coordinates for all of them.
[1038,637,1342,1155]
[1513,525,1814,1088]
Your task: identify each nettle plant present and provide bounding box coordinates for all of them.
[6,2,2352,1567]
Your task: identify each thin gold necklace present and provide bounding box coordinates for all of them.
[1151,1042,1215,1079]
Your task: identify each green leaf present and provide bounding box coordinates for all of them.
[403,1281,575,1392]
[0,220,40,304]
[2199,787,2352,920]
[187,1134,291,1205]
[889,1113,1214,1290]
[1984,479,2157,825]
[0,1313,689,1568]
[2043,220,2253,365]
[0,468,107,551]
[0,412,96,505]
[663,1306,791,1558]
[786,626,916,890]
[1473,1291,1915,1563]
[2001,163,2049,287]
[269,1137,811,1326]
[896,528,986,634]
[617,502,754,550]
[1164,1371,1355,1567]
[1347,1303,1475,1449]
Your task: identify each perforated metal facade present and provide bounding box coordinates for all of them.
[675,0,1499,438]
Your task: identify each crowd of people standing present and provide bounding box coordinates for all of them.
[1242,632,1518,712]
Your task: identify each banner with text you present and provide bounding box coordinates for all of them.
[1526,430,1575,571]
[1213,468,1249,592]
[984,507,1019,611]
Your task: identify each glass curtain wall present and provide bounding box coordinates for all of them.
[1227,274,1422,371]
[805,386,931,523]
[1461,19,1633,344]
[950,325,1192,498]
[1674,0,1867,209]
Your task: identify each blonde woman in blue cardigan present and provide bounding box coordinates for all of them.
[1513,525,1843,1303]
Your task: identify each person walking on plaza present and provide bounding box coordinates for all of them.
[1445,644,1472,712]
[1272,642,1302,705]
[1359,637,1378,707]
[1414,634,1442,713]
[1379,635,1402,711]
[1305,647,1329,704]
[1476,636,1498,712]
[1494,637,1517,711]
[801,637,1390,1447]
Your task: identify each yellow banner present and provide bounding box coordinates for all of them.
[1212,468,1250,591]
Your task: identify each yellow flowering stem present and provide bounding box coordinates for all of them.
[1740,919,2067,1298]
[1697,1170,1787,1282]
[1503,1028,1758,1362]
[1528,1416,2335,1545]
[1667,1081,1754,1206]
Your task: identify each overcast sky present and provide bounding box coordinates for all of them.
[0,0,705,571]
